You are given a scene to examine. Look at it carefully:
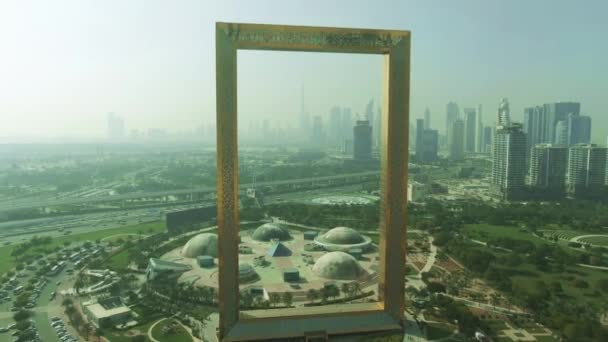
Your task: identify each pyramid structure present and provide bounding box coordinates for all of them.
[267,241,292,257]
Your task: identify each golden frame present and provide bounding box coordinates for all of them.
[215,22,410,341]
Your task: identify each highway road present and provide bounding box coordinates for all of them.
[0,171,380,212]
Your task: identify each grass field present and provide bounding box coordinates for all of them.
[104,320,156,342]
[463,224,546,246]
[539,229,584,241]
[0,221,165,277]
[578,235,608,247]
[425,322,454,340]
[150,319,193,342]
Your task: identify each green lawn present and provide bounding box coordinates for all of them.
[578,236,608,247]
[106,248,131,270]
[360,334,404,342]
[0,221,165,277]
[103,320,158,342]
[425,322,454,340]
[150,319,192,342]
[463,224,547,246]
[534,335,560,342]
[538,229,585,241]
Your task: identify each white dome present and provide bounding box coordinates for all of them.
[312,251,365,280]
[181,233,218,258]
[251,223,291,241]
[320,227,364,244]
[238,262,258,282]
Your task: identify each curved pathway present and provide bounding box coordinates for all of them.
[147,318,165,342]
[570,234,608,246]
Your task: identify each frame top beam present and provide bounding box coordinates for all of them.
[217,22,410,54]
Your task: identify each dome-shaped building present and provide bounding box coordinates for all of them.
[238,262,258,282]
[312,251,365,280]
[251,223,291,242]
[313,227,372,252]
[321,227,363,244]
[181,233,218,258]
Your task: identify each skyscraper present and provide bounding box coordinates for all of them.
[464,108,477,153]
[567,114,591,146]
[445,102,459,143]
[418,129,438,162]
[497,98,511,127]
[492,123,527,200]
[353,120,372,160]
[567,144,608,197]
[530,144,568,198]
[424,107,431,130]
[107,113,125,140]
[415,119,425,158]
[374,106,381,148]
[329,106,342,146]
[448,119,465,160]
[300,84,311,140]
[554,120,568,146]
[545,102,580,143]
[524,106,545,152]
[341,108,353,145]
[475,104,484,153]
[483,126,493,154]
[312,115,324,145]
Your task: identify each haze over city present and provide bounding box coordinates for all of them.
[1,0,607,143]
[3,2,608,341]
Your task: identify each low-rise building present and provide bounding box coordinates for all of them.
[145,258,191,281]
[407,181,429,203]
[83,297,132,328]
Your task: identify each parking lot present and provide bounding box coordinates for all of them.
[0,249,88,342]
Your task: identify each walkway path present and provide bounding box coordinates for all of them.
[147,318,164,342]
[407,235,438,291]
[443,294,524,315]
[577,263,608,271]
[570,234,608,246]
[201,313,219,342]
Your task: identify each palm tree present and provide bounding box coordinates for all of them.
[307,289,319,303]
[269,293,281,307]
[282,292,293,308]
[62,297,73,307]
[351,282,361,297]
[94,328,104,342]
[320,288,329,304]
[341,283,351,299]
[328,286,340,301]
[82,323,91,341]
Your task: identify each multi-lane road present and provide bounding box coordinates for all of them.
[0,171,380,212]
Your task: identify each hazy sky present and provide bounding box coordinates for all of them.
[1,0,607,142]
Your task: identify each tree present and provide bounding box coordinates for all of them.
[320,288,329,304]
[82,323,91,340]
[350,282,361,297]
[282,292,293,307]
[597,278,608,293]
[95,328,104,342]
[307,289,319,303]
[269,293,281,307]
[15,320,31,331]
[341,283,352,299]
[62,297,74,307]
[131,335,146,342]
[13,310,32,321]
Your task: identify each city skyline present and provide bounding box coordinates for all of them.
[1,0,607,143]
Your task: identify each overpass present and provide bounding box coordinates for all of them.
[0,171,380,212]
